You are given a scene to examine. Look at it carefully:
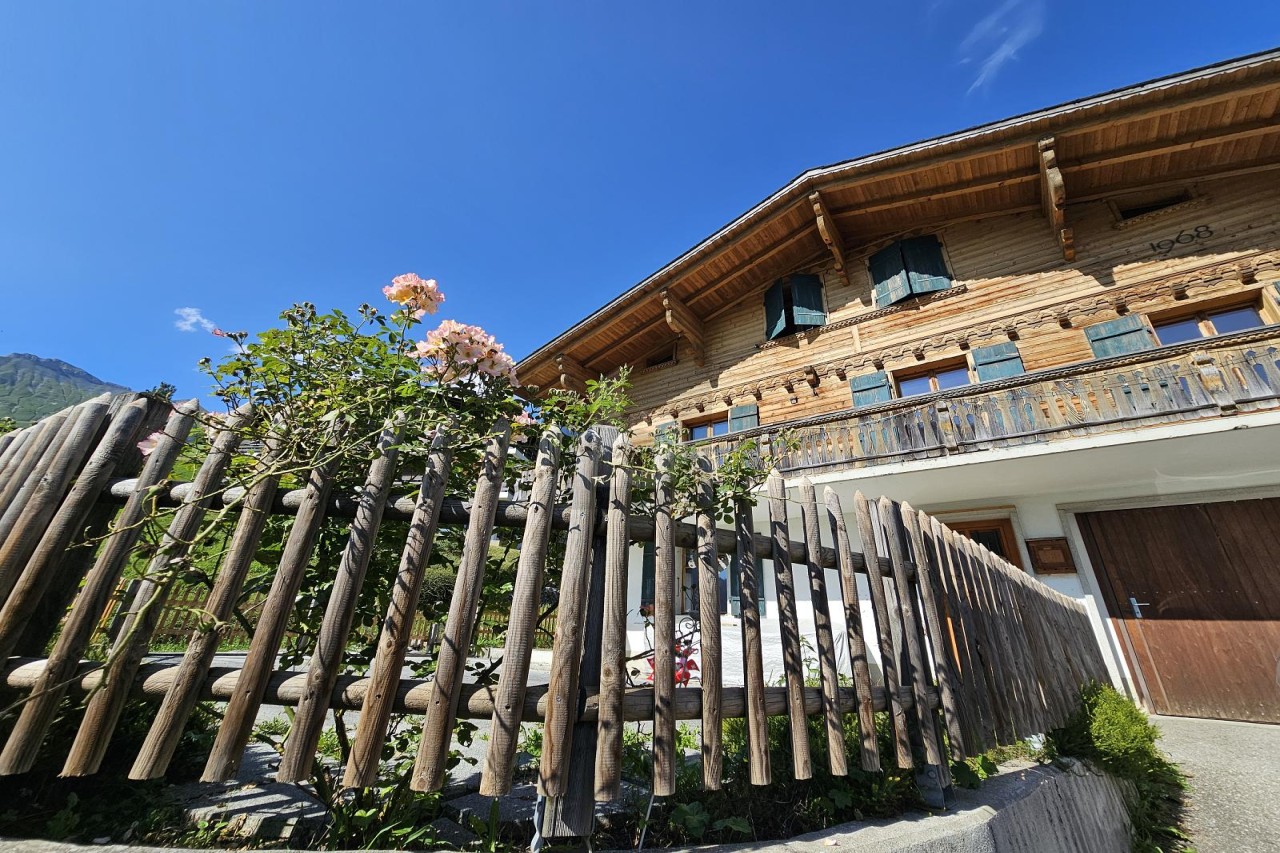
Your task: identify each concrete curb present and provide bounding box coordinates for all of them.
[636,760,1131,853]
[0,760,1130,852]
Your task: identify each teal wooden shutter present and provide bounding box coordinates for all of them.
[654,422,681,443]
[789,274,826,327]
[640,541,655,607]
[972,341,1026,382]
[869,244,911,307]
[902,235,952,295]
[729,404,759,433]
[1085,316,1155,358]
[851,370,892,407]
[765,280,787,340]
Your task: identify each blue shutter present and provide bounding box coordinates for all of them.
[764,280,787,340]
[869,244,911,307]
[902,235,952,295]
[654,422,681,444]
[972,341,1026,382]
[789,274,826,327]
[851,370,892,407]
[641,541,655,607]
[729,404,759,433]
[1085,316,1155,358]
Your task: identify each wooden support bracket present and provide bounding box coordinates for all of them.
[661,289,706,366]
[804,366,821,393]
[809,191,850,284]
[1038,137,1075,262]
[555,354,591,394]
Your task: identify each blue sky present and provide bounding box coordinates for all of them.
[1,2,1276,403]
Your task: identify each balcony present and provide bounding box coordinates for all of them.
[691,326,1280,474]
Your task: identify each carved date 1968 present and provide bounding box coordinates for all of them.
[1150,225,1213,257]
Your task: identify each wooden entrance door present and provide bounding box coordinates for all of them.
[949,518,1025,569]
[1078,499,1280,723]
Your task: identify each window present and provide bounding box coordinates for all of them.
[869,235,952,308]
[645,345,676,368]
[1110,189,1193,222]
[1152,305,1264,346]
[764,274,826,340]
[972,341,1026,382]
[1084,315,1155,358]
[896,361,972,399]
[687,418,729,441]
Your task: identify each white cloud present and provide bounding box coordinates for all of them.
[174,307,217,333]
[959,0,1046,93]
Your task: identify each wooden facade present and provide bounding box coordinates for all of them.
[517,51,1280,448]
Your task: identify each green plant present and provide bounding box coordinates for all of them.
[1046,682,1189,852]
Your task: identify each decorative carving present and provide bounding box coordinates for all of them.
[661,289,706,366]
[1038,137,1075,261]
[555,353,591,394]
[634,253,1276,420]
[809,191,850,285]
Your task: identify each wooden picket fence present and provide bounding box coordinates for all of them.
[0,394,1110,838]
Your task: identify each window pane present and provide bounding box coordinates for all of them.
[711,419,729,437]
[689,424,709,440]
[1154,317,1204,345]
[898,375,934,398]
[935,366,972,390]
[1209,306,1262,335]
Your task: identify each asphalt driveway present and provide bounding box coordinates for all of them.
[1151,715,1280,852]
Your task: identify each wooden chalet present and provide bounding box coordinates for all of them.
[518,50,1280,725]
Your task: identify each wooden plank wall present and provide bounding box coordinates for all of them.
[0,400,1112,833]
[625,172,1280,438]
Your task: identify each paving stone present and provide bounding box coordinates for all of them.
[428,817,478,849]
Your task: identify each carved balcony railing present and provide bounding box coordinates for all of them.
[691,326,1280,474]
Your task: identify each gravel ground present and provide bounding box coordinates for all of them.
[1151,714,1280,853]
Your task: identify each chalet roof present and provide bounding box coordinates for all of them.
[517,48,1280,394]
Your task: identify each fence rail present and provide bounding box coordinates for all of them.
[695,327,1280,473]
[0,395,1110,837]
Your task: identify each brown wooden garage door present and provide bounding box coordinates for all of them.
[1078,499,1280,723]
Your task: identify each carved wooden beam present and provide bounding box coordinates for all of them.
[555,353,591,394]
[809,191,850,283]
[660,288,706,366]
[1038,136,1075,262]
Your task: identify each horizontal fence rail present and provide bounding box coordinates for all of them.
[0,395,1111,837]
[694,328,1280,473]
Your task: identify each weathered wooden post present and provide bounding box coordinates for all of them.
[541,424,618,840]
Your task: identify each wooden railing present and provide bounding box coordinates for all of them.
[0,395,1110,838]
[694,326,1280,473]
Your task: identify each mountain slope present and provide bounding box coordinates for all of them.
[0,353,130,426]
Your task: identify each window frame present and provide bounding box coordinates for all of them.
[892,357,973,399]
[1150,301,1266,346]
[683,414,730,441]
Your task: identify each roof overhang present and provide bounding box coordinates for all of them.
[518,49,1280,394]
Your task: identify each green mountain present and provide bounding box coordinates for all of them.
[0,353,130,426]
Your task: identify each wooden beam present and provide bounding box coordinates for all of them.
[809,191,849,283]
[1068,158,1280,204]
[556,353,591,394]
[1064,116,1280,172]
[1038,136,1075,262]
[660,289,706,366]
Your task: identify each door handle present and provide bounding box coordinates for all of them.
[1129,596,1152,619]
